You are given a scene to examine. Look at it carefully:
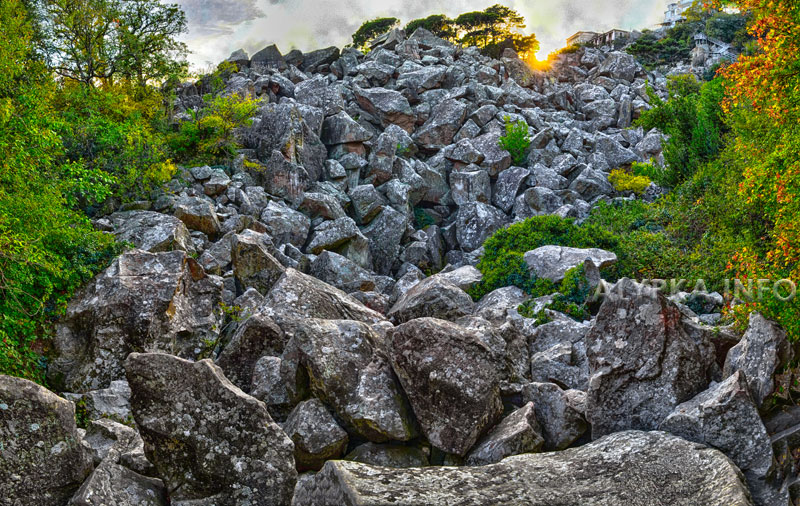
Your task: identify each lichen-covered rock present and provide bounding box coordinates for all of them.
[455,202,507,252]
[0,375,93,506]
[249,356,292,422]
[231,229,286,294]
[81,418,152,475]
[523,245,616,283]
[49,250,223,392]
[521,382,588,451]
[387,275,474,324]
[321,111,372,144]
[309,250,376,293]
[173,195,221,238]
[345,443,429,468]
[306,216,372,270]
[465,402,543,466]
[292,319,416,442]
[389,318,503,456]
[660,371,785,506]
[586,279,714,438]
[361,206,409,276]
[125,352,297,506]
[215,311,285,390]
[723,312,794,409]
[108,211,193,253]
[413,99,467,150]
[260,200,311,248]
[68,460,167,506]
[283,398,348,471]
[353,86,415,132]
[65,379,132,424]
[292,431,754,506]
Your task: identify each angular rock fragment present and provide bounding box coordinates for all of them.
[125,352,297,506]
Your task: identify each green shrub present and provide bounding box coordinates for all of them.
[169,93,258,165]
[609,168,652,195]
[498,116,531,166]
[469,215,618,299]
[517,265,593,323]
[413,207,435,230]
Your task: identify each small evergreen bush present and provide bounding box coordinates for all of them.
[498,116,531,166]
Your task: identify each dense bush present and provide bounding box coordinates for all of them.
[0,0,123,381]
[169,93,258,165]
[498,116,531,166]
[608,169,652,195]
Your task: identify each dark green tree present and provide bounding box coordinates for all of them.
[405,14,456,41]
[351,17,399,50]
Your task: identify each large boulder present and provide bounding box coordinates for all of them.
[361,206,409,276]
[309,250,376,292]
[353,86,415,132]
[0,375,93,505]
[253,102,327,183]
[173,196,221,238]
[69,460,167,506]
[387,275,474,324]
[261,268,384,326]
[108,211,193,253]
[282,398,349,472]
[596,51,639,82]
[586,279,714,438]
[522,382,588,451]
[413,99,467,150]
[524,245,617,283]
[49,250,223,392]
[660,371,786,506]
[389,318,504,456]
[306,217,372,270]
[465,402,544,466]
[292,431,754,506]
[456,202,508,252]
[125,353,297,506]
[231,229,286,294]
[291,319,416,442]
[321,111,373,145]
[723,312,794,409]
[215,311,285,390]
[260,200,311,248]
[295,77,345,117]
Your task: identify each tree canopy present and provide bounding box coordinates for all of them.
[351,17,400,50]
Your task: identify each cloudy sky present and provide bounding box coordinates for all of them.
[175,0,670,70]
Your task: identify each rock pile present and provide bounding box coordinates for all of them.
[3,28,797,506]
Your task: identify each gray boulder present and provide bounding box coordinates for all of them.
[0,375,93,505]
[260,200,311,248]
[300,46,340,72]
[353,86,415,132]
[109,211,193,253]
[309,250,376,292]
[50,250,222,392]
[361,206,409,276]
[174,195,221,238]
[456,202,507,252]
[251,44,286,70]
[594,133,639,169]
[68,461,167,506]
[493,167,530,213]
[465,402,544,466]
[321,111,373,145]
[306,217,371,269]
[723,312,794,409]
[249,356,292,422]
[413,99,467,150]
[283,398,348,471]
[215,311,285,390]
[586,279,714,438]
[660,371,785,506]
[291,319,416,442]
[450,169,491,206]
[522,382,588,451]
[125,352,296,506]
[524,245,616,283]
[388,275,474,324]
[596,51,639,82]
[389,318,503,456]
[292,431,753,506]
[295,76,345,117]
[231,229,286,294]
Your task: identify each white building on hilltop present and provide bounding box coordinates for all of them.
[663,0,695,27]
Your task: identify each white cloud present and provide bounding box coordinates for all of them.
[178,0,671,69]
